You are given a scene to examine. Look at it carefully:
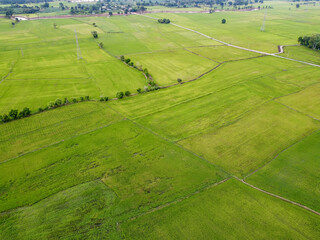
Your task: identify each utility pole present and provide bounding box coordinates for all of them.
[74,29,82,60]
[260,10,267,32]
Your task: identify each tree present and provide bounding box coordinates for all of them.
[85,96,90,101]
[38,107,43,112]
[177,78,182,83]
[100,97,104,101]
[137,88,142,93]
[296,3,300,8]
[72,98,77,103]
[104,97,109,101]
[91,31,98,38]
[125,91,131,96]
[9,109,18,119]
[99,42,103,48]
[2,114,9,122]
[11,22,15,27]
[120,55,125,61]
[48,101,55,108]
[5,9,13,19]
[109,12,113,16]
[80,96,84,101]
[21,107,31,117]
[222,19,226,24]
[63,98,69,104]
[125,58,131,64]
[116,92,124,99]
[53,23,57,29]
[55,99,62,106]
[59,2,65,10]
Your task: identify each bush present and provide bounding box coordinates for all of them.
[9,109,18,119]
[177,78,182,83]
[100,97,104,101]
[125,58,131,64]
[72,98,77,103]
[2,114,9,122]
[21,107,31,117]
[125,91,131,96]
[85,96,90,101]
[116,92,124,99]
[64,98,69,104]
[104,97,109,101]
[55,99,62,106]
[137,88,142,93]
[48,101,55,108]
[80,97,84,102]
[120,56,125,61]
[91,31,98,38]
[222,19,226,24]
[38,107,43,112]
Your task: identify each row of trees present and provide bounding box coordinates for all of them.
[120,56,152,79]
[0,96,91,124]
[158,18,171,24]
[298,34,320,50]
[0,107,31,123]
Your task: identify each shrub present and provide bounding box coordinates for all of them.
[104,97,109,101]
[72,98,77,103]
[222,19,226,24]
[9,109,18,119]
[80,96,84,102]
[125,58,131,64]
[48,101,55,108]
[21,107,31,117]
[55,99,62,106]
[99,42,103,48]
[125,91,131,96]
[100,97,104,101]
[177,78,182,83]
[120,55,125,61]
[137,88,142,93]
[85,96,90,101]
[116,92,124,99]
[38,107,43,112]
[91,31,98,38]
[2,114,9,122]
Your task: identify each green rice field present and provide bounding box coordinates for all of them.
[1,1,320,239]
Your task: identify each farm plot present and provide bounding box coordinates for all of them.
[0,120,226,222]
[121,179,320,239]
[128,49,217,85]
[246,130,320,212]
[109,56,301,119]
[0,102,122,162]
[281,46,320,65]
[276,83,320,119]
[179,101,320,177]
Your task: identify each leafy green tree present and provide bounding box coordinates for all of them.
[2,114,9,122]
[38,107,43,112]
[116,92,124,99]
[296,3,300,8]
[100,97,104,101]
[5,9,13,19]
[80,96,84,102]
[55,99,62,106]
[222,19,226,24]
[64,98,69,104]
[137,88,142,93]
[177,78,182,83]
[9,109,18,119]
[125,58,131,64]
[21,107,31,117]
[48,101,55,108]
[120,56,125,61]
[85,96,90,101]
[72,98,77,103]
[99,42,103,48]
[91,31,98,38]
[104,97,109,101]
[125,91,131,96]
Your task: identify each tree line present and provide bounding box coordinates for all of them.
[298,34,320,50]
[0,96,91,124]
[158,19,170,24]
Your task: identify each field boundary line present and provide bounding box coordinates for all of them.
[125,178,231,222]
[0,52,20,84]
[244,128,320,180]
[106,104,230,176]
[274,101,320,121]
[235,177,320,216]
[0,120,123,165]
[138,14,320,68]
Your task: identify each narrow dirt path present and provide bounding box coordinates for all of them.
[235,177,320,216]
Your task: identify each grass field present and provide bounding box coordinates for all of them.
[122,179,320,239]
[247,130,320,212]
[1,1,320,238]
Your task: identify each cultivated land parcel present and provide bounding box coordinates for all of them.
[0,1,320,239]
